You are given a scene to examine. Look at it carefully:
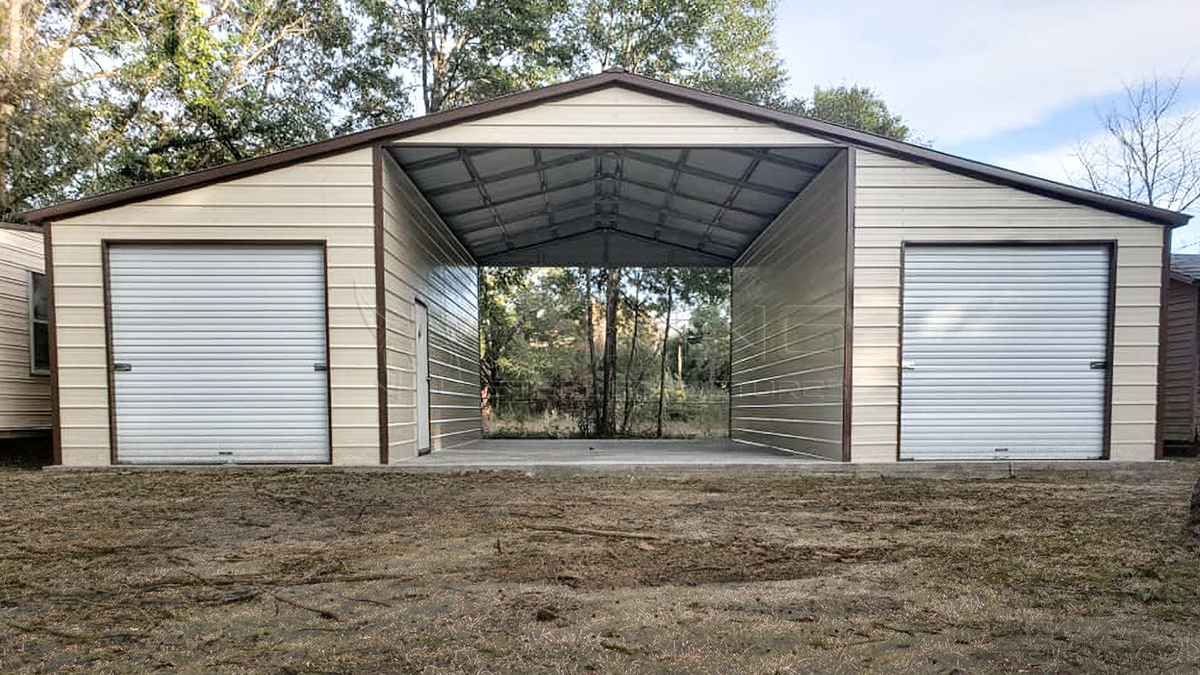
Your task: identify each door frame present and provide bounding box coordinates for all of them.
[896,240,1117,461]
[413,297,432,456]
[101,239,333,465]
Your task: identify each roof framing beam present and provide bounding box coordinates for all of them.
[423,149,596,198]
[476,223,737,265]
[458,149,512,250]
[730,148,825,174]
[472,212,743,259]
[441,170,780,220]
[700,149,766,248]
[624,150,795,198]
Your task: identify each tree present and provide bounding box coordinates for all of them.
[1071,75,1200,214]
[598,267,621,436]
[652,268,675,437]
[790,85,910,141]
[566,0,789,107]
[619,269,645,434]
[479,267,528,411]
[90,0,370,192]
[683,0,789,107]
[3,0,393,216]
[355,0,572,114]
[1,0,113,216]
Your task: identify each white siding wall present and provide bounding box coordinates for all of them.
[851,151,1165,462]
[731,152,848,459]
[380,152,481,460]
[395,88,835,146]
[0,228,50,435]
[49,149,378,466]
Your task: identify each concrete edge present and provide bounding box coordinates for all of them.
[40,460,1185,480]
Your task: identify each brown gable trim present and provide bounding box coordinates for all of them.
[0,221,43,233]
[612,76,1191,228]
[21,73,631,223]
[22,70,1192,227]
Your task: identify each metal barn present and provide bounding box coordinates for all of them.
[22,70,1189,466]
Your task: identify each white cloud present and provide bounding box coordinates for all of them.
[990,112,1200,252]
[777,0,1200,145]
[989,142,1082,186]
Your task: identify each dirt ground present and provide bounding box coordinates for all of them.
[2,464,1200,674]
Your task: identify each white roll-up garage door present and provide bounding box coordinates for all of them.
[900,245,1111,461]
[108,244,329,464]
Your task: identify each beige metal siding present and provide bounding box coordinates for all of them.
[0,229,51,435]
[394,88,835,146]
[1163,276,1198,444]
[852,150,1165,462]
[49,149,378,466]
[731,151,848,459]
[380,152,480,461]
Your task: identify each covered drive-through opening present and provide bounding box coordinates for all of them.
[385,144,853,462]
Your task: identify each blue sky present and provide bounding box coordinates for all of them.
[775,0,1200,248]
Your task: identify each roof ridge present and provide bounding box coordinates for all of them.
[20,70,1192,227]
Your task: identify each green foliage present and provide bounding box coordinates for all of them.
[2,0,917,218]
[2,0,406,215]
[2,78,98,212]
[566,0,790,107]
[480,266,730,438]
[796,85,911,141]
[684,0,789,106]
[91,0,372,191]
[355,0,574,114]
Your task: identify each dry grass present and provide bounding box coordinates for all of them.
[2,464,1200,673]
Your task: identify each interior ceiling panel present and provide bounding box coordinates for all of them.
[387,145,840,267]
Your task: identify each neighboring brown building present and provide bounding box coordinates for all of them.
[1164,255,1200,450]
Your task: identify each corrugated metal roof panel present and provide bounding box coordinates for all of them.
[388,145,833,266]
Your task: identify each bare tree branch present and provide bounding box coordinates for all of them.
[1070,74,1200,214]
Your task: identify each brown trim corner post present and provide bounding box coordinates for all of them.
[44,222,62,465]
[841,147,855,462]
[373,144,390,465]
[1156,225,1170,460]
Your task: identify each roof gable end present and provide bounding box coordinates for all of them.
[20,70,1192,226]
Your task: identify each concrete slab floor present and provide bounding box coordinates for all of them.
[388,438,1181,480]
[401,438,818,467]
[41,438,1185,480]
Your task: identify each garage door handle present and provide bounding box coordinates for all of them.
[901,361,916,371]
[1089,361,1108,370]
[314,363,328,372]
[113,363,132,372]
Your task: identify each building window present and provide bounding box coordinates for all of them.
[29,271,49,375]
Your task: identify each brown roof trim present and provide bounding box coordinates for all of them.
[0,221,43,233]
[22,70,1192,227]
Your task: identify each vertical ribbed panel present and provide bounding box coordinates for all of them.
[900,245,1110,460]
[379,152,481,461]
[1163,277,1198,443]
[109,244,329,463]
[731,152,848,459]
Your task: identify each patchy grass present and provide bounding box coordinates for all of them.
[2,465,1200,673]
